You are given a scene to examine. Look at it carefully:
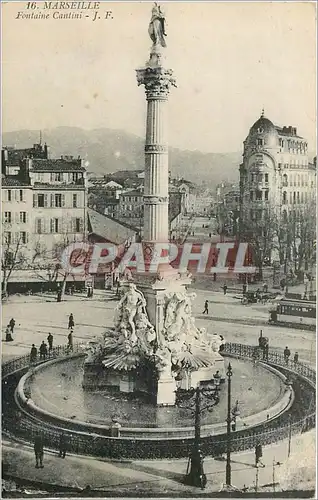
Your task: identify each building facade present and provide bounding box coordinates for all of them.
[1,144,88,291]
[240,112,316,224]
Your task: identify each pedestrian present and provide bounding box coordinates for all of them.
[222,283,228,295]
[57,289,62,302]
[68,313,74,330]
[47,333,53,352]
[242,283,247,295]
[67,330,73,351]
[59,432,67,459]
[202,300,209,315]
[30,344,37,363]
[34,433,44,468]
[9,318,15,334]
[262,282,268,293]
[5,325,13,342]
[255,442,265,468]
[39,341,48,361]
[283,346,291,365]
[293,351,299,364]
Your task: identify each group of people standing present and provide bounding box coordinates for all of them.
[284,346,299,365]
[29,314,75,363]
[34,432,68,468]
[5,318,16,342]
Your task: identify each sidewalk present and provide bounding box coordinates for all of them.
[2,431,315,494]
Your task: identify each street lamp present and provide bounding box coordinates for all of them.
[225,363,240,487]
[179,380,220,488]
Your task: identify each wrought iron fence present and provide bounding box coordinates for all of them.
[223,342,316,383]
[2,341,316,459]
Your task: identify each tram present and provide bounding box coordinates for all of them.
[269,297,316,329]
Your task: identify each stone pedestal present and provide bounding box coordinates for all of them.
[120,375,135,393]
[157,375,176,406]
[191,367,214,388]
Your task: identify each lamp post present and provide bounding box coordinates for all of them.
[225,363,241,486]
[180,381,220,488]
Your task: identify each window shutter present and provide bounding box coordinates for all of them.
[50,173,54,182]
[61,194,66,207]
[14,190,19,201]
[25,212,28,224]
[50,194,54,208]
[26,232,29,244]
[68,173,72,183]
[44,194,48,207]
[79,218,84,232]
[50,218,54,233]
[15,212,19,223]
[33,194,38,208]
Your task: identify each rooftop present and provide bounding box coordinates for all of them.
[1,175,31,187]
[30,159,86,172]
[87,208,139,245]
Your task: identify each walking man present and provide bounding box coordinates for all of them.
[222,283,228,295]
[47,333,53,353]
[59,433,67,459]
[284,346,291,365]
[30,344,37,363]
[39,341,48,361]
[202,300,209,315]
[9,318,15,334]
[68,313,74,330]
[255,442,265,468]
[34,433,44,468]
[293,351,299,364]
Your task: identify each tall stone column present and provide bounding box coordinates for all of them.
[136,50,176,244]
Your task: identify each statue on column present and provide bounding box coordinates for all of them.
[148,3,167,48]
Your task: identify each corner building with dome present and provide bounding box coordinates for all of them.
[239,112,316,224]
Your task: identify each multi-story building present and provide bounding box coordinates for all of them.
[240,111,316,223]
[1,144,88,293]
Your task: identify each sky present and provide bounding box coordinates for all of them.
[2,1,317,153]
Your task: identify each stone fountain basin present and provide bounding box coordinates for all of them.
[16,354,293,439]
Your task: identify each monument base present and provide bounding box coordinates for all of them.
[156,375,177,406]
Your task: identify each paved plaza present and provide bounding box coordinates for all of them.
[2,287,316,494]
[2,286,315,365]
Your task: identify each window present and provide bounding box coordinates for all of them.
[20,232,27,244]
[51,218,60,233]
[36,218,44,234]
[7,190,12,202]
[258,174,263,182]
[4,212,11,223]
[19,190,24,201]
[135,197,138,202]
[282,192,287,204]
[55,194,62,207]
[38,194,45,207]
[265,173,269,183]
[297,192,300,204]
[72,172,79,182]
[75,218,81,232]
[301,192,304,203]
[264,190,269,201]
[51,172,62,182]
[256,190,262,200]
[72,194,78,208]
[20,212,27,223]
[293,192,296,203]
[250,191,254,201]
[4,232,11,244]
[282,174,287,187]
[257,138,264,146]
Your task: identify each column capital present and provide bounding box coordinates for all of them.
[144,195,168,205]
[136,66,176,100]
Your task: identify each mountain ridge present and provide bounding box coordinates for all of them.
[2,127,243,185]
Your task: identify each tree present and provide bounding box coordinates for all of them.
[1,234,28,297]
[239,206,277,280]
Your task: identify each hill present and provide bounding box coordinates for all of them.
[2,127,241,185]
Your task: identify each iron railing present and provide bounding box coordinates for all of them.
[2,341,316,459]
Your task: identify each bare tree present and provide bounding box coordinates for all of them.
[239,206,277,280]
[1,235,28,297]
